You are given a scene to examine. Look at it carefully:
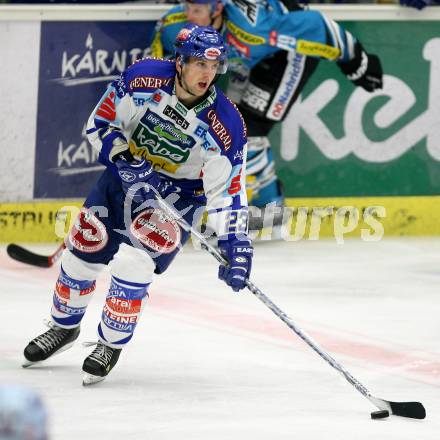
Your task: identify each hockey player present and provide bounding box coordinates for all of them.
[149,0,383,229]
[23,25,252,385]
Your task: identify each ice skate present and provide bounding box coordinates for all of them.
[23,322,80,368]
[82,342,121,386]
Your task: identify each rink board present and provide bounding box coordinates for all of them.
[1,5,440,204]
[0,201,82,243]
[1,5,440,242]
[1,196,439,243]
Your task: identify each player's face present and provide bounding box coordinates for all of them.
[185,3,213,26]
[181,57,219,96]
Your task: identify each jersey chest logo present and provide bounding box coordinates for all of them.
[163,105,189,129]
[132,110,196,164]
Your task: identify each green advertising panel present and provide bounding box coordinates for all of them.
[275,22,440,198]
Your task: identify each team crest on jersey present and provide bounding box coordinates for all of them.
[68,208,108,253]
[231,0,259,25]
[130,208,181,254]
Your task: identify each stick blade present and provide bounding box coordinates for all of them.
[389,401,426,419]
[369,396,426,419]
[6,244,51,268]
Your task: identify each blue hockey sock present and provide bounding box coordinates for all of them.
[51,267,96,328]
[98,276,150,348]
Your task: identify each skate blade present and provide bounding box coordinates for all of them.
[22,358,41,368]
[22,340,77,369]
[82,373,106,386]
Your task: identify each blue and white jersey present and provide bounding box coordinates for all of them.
[149,0,357,70]
[87,58,248,237]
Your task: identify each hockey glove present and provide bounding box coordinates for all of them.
[218,237,253,292]
[110,142,134,163]
[339,43,383,92]
[116,159,161,204]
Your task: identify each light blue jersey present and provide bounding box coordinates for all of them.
[149,0,357,70]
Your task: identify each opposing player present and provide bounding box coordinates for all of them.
[23,25,252,385]
[149,0,383,229]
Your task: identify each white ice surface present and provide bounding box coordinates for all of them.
[1,238,439,439]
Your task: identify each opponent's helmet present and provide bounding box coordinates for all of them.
[184,0,219,10]
[174,25,228,74]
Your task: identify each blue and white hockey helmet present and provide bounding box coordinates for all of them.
[174,25,228,74]
[0,385,48,440]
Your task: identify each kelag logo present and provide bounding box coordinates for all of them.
[278,33,440,198]
[282,38,440,164]
[132,110,196,164]
[34,21,156,198]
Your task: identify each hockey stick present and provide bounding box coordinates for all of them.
[6,242,65,268]
[153,192,426,420]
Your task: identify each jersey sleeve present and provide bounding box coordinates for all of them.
[86,70,135,167]
[202,103,249,239]
[276,10,357,62]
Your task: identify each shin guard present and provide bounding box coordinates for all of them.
[98,276,149,348]
[51,267,96,328]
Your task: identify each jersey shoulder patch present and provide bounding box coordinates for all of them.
[125,58,175,91]
[203,90,247,152]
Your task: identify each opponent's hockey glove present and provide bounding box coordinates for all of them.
[116,159,161,204]
[218,237,253,292]
[339,43,383,92]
